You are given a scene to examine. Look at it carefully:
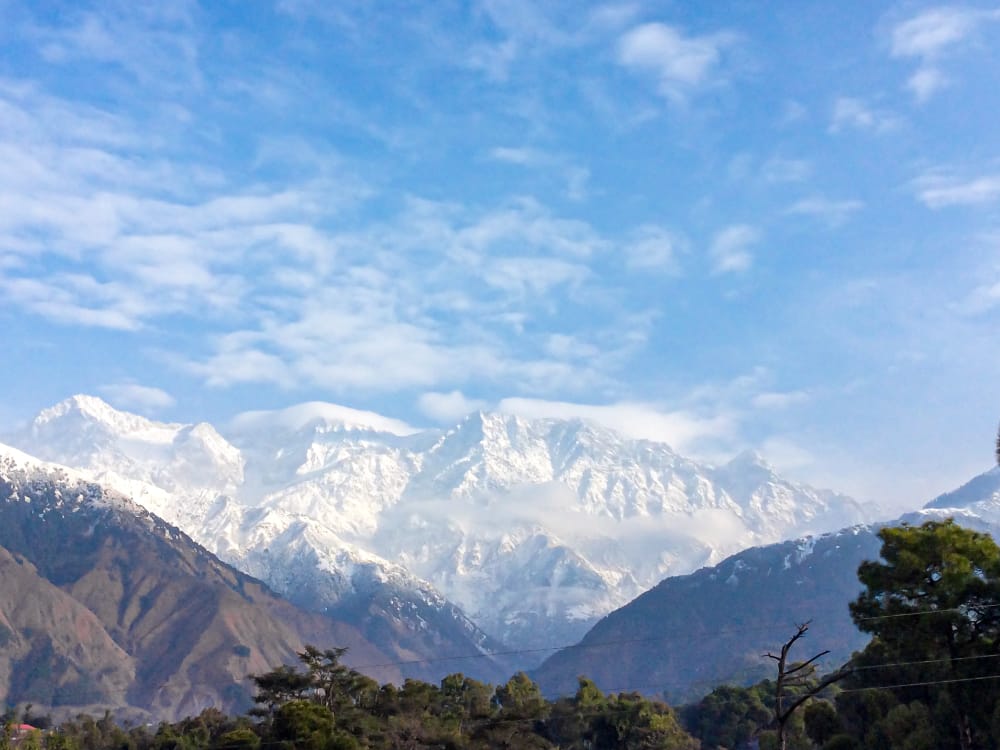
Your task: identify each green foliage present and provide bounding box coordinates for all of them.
[494,672,549,721]
[844,519,1000,749]
[803,700,842,746]
[682,683,771,748]
[35,521,1000,750]
[211,729,258,750]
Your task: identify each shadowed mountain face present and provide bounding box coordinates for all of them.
[9,395,872,658]
[0,544,135,710]
[531,468,1000,704]
[531,527,884,702]
[0,451,400,721]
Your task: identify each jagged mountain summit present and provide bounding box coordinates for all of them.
[10,395,873,659]
[923,465,1000,521]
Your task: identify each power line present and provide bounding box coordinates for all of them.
[854,602,1000,622]
[850,652,1000,672]
[840,672,1000,693]
[348,602,1000,672]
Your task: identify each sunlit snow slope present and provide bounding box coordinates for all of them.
[10,395,873,655]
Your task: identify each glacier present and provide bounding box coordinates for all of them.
[7,394,874,659]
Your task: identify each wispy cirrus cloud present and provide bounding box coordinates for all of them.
[913,172,1000,208]
[752,390,810,410]
[1,82,672,401]
[624,225,685,273]
[786,196,864,227]
[497,368,815,461]
[829,97,899,134]
[98,383,176,412]
[497,396,738,456]
[177,195,645,396]
[488,146,591,200]
[889,6,1000,102]
[32,2,202,90]
[760,157,812,184]
[709,224,759,274]
[417,390,488,423]
[616,22,737,101]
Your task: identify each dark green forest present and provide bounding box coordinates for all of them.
[5,519,1000,750]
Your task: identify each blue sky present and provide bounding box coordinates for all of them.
[2,1,1000,510]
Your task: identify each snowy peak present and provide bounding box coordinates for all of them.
[926,465,1000,508]
[723,449,774,473]
[12,398,244,501]
[8,394,875,660]
[33,394,175,437]
[229,401,419,441]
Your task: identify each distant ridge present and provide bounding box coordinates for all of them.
[8,395,873,667]
[532,465,1000,700]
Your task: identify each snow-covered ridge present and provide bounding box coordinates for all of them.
[6,395,874,655]
[229,402,420,438]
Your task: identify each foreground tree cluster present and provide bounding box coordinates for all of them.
[6,519,1000,749]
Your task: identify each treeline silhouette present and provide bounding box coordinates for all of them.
[6,518,1000,749]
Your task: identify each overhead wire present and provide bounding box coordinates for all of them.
[346,601,1000,672]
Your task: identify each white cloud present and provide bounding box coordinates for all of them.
[954,280,1000,316]
[709,224,759,274]
[230,400,418,436]
[417,390,488,423]
[2,85,652,399]
[891,8,982,58]
[778,100,807,126]
[617,22,735,100]
[489,146,546,165]
[906,67,949,103]
[752,390,810,410]
[98,383,176,412]
[625,225,683,272]
[786,197,864,227]
[829,97,899,134]
[761,157,811,184]
[889,7,1000,102]
[914,173,1000,208]
[758,436,816,472]
[33,4,201,91]
[496,397,737,455]
[487,147,591,200]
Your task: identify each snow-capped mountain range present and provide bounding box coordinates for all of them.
[5,395,874,657]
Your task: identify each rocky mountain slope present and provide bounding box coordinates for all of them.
[924,465,1000,520]
[0,446,401,719]
[532,526,883,701]
[8,396,872,661]
[532,465,1000,701]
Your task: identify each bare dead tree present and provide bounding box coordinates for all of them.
[764,622,852,750]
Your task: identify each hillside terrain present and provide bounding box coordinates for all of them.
[8,395,873,658]
[532,526,882,701]
[532,467,1000,700]
[0,447,401,719]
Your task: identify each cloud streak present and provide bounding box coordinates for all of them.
[99,383,176,412]
[914,173,1000,208]
[709,225,759,274]
[617,22,736,101]
[829,97,899,134]
[890,6,1000,102]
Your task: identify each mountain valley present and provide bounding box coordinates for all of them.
[6,395,1000,718]
[7,395,873,661]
